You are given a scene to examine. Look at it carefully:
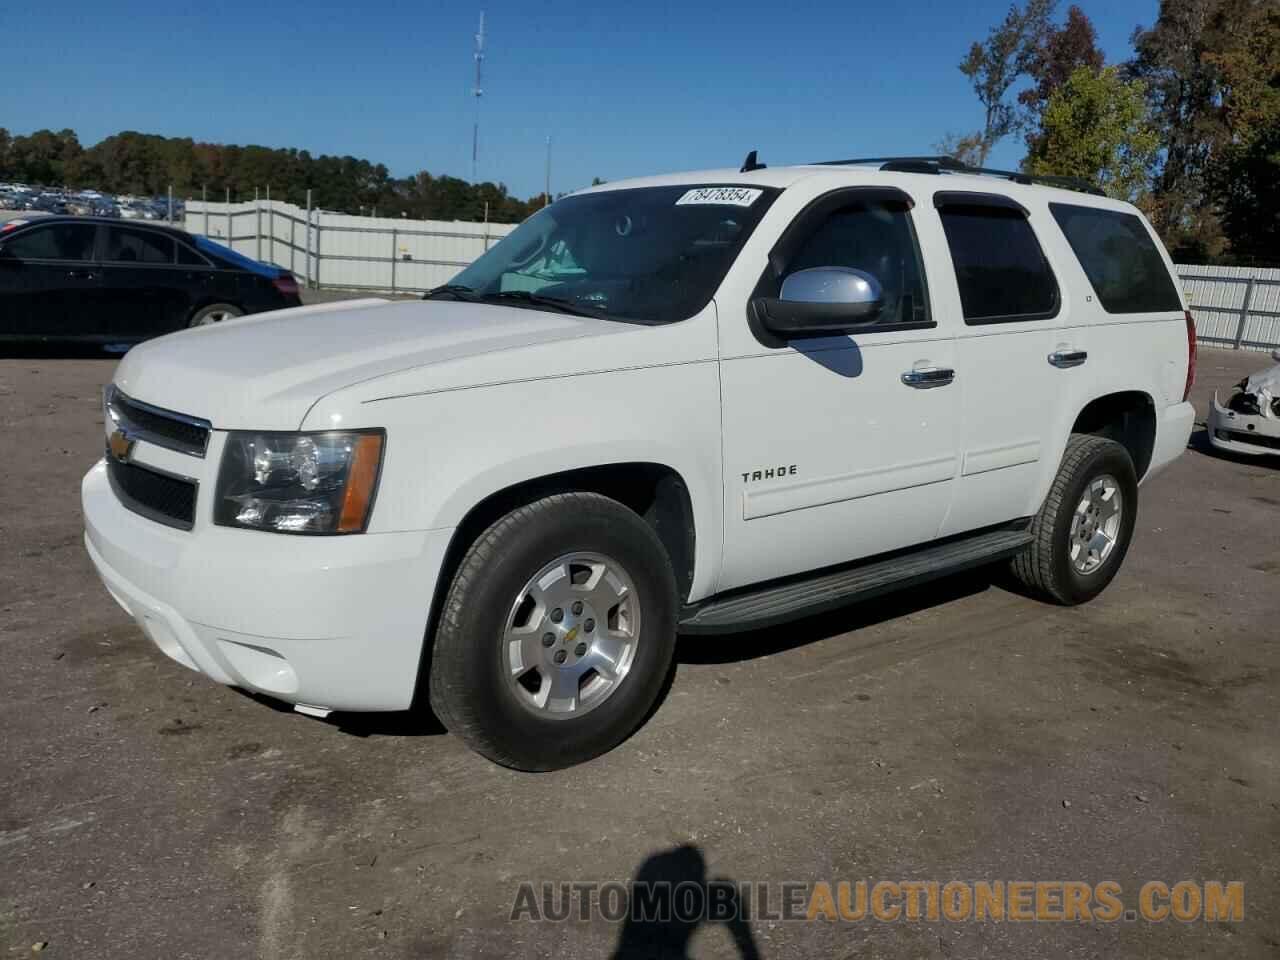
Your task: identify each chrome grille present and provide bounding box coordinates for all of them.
[105,386,211,458]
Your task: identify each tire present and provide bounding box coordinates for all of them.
[428,492,679,770]
[188,302,243,327]
[1010,433,1138,605]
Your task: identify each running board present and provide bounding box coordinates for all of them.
[679,527,1032,634]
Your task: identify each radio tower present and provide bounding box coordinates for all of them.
[471,11,485,183]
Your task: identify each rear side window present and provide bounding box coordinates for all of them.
[5,223,96,261]
[1049,203,1181,313]
[105,227,174,265]
[937,205,1059,324]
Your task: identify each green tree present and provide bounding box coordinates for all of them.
[1128,0,1229,256]
[954,0,1058,165]
[6,129,82,184]
[1205,1,1280,261]
[1026,66,1159,200]
[1128,0,1280,260]
[1020,5,1105,154]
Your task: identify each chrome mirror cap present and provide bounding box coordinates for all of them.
[780,267,882,306]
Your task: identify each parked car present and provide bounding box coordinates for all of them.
[5,190,40,210]
[80,155,1196,770]
[32,195,69,214]
[1208,348,1280,456]
[151,197,183,220]
[0,217,301,342]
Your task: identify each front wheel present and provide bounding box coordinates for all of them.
[428,492,678,770]
[1010,433,1138,605]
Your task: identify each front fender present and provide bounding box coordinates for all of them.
[348,363,726,602]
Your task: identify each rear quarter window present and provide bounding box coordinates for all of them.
[106,226,175,265]
[1049,203,1182,313]
[177,243,210,267]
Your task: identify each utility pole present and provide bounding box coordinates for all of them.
[472,11,486,182]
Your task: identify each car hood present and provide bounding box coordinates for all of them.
[113,298,671,430]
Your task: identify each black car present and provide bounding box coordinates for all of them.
[0,217,301,343]
[32,196,69,214]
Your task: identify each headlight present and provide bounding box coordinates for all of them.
[214,430,385,534]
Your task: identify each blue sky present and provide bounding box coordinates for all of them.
[3,0,1162,198]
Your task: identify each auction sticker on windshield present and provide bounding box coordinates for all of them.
[675,187,763,207]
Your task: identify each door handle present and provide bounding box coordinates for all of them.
[1048,349,1088,368]
[901,367,955,388]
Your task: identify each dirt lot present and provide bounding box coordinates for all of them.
[1,337,1277,959]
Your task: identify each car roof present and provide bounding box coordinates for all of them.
[578,163,1138,214]
[9,215,197,241]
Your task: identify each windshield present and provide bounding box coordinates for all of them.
[446,185,779,324]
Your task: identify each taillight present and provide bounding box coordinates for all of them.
[1183,310,1197,402]
[272,274,299,297]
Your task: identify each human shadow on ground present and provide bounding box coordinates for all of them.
[610,844,762,960]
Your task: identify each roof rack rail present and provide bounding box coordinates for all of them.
[811,155,1105,197]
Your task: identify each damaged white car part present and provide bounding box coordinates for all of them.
[1209,349,1280,457]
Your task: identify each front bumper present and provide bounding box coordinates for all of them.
[1207,393,1280,457]
[82,459,453,712]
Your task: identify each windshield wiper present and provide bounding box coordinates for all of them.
[424,285,647,323]
[479,291,609,320]
[422,283,481,301]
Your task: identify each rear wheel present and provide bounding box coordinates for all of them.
[188,302,243,327]
[1011,434,1138,605]
[428,492,678,770]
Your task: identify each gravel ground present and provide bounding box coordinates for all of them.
[0,341,1277,959]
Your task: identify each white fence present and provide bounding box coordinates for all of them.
[184,199,517,294]
[1176,264,1280,354]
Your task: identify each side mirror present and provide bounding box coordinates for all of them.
[753,267,884,337]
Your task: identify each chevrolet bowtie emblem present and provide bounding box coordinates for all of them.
[108,429,135,463]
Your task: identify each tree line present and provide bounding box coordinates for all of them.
[945,0,1279,264]
[0,128,549,224]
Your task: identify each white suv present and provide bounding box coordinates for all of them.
[82,155,1197,769]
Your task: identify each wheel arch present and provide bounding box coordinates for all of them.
[433,460,698,617]
[411,462,699,712]
[1069,390,1157,481]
